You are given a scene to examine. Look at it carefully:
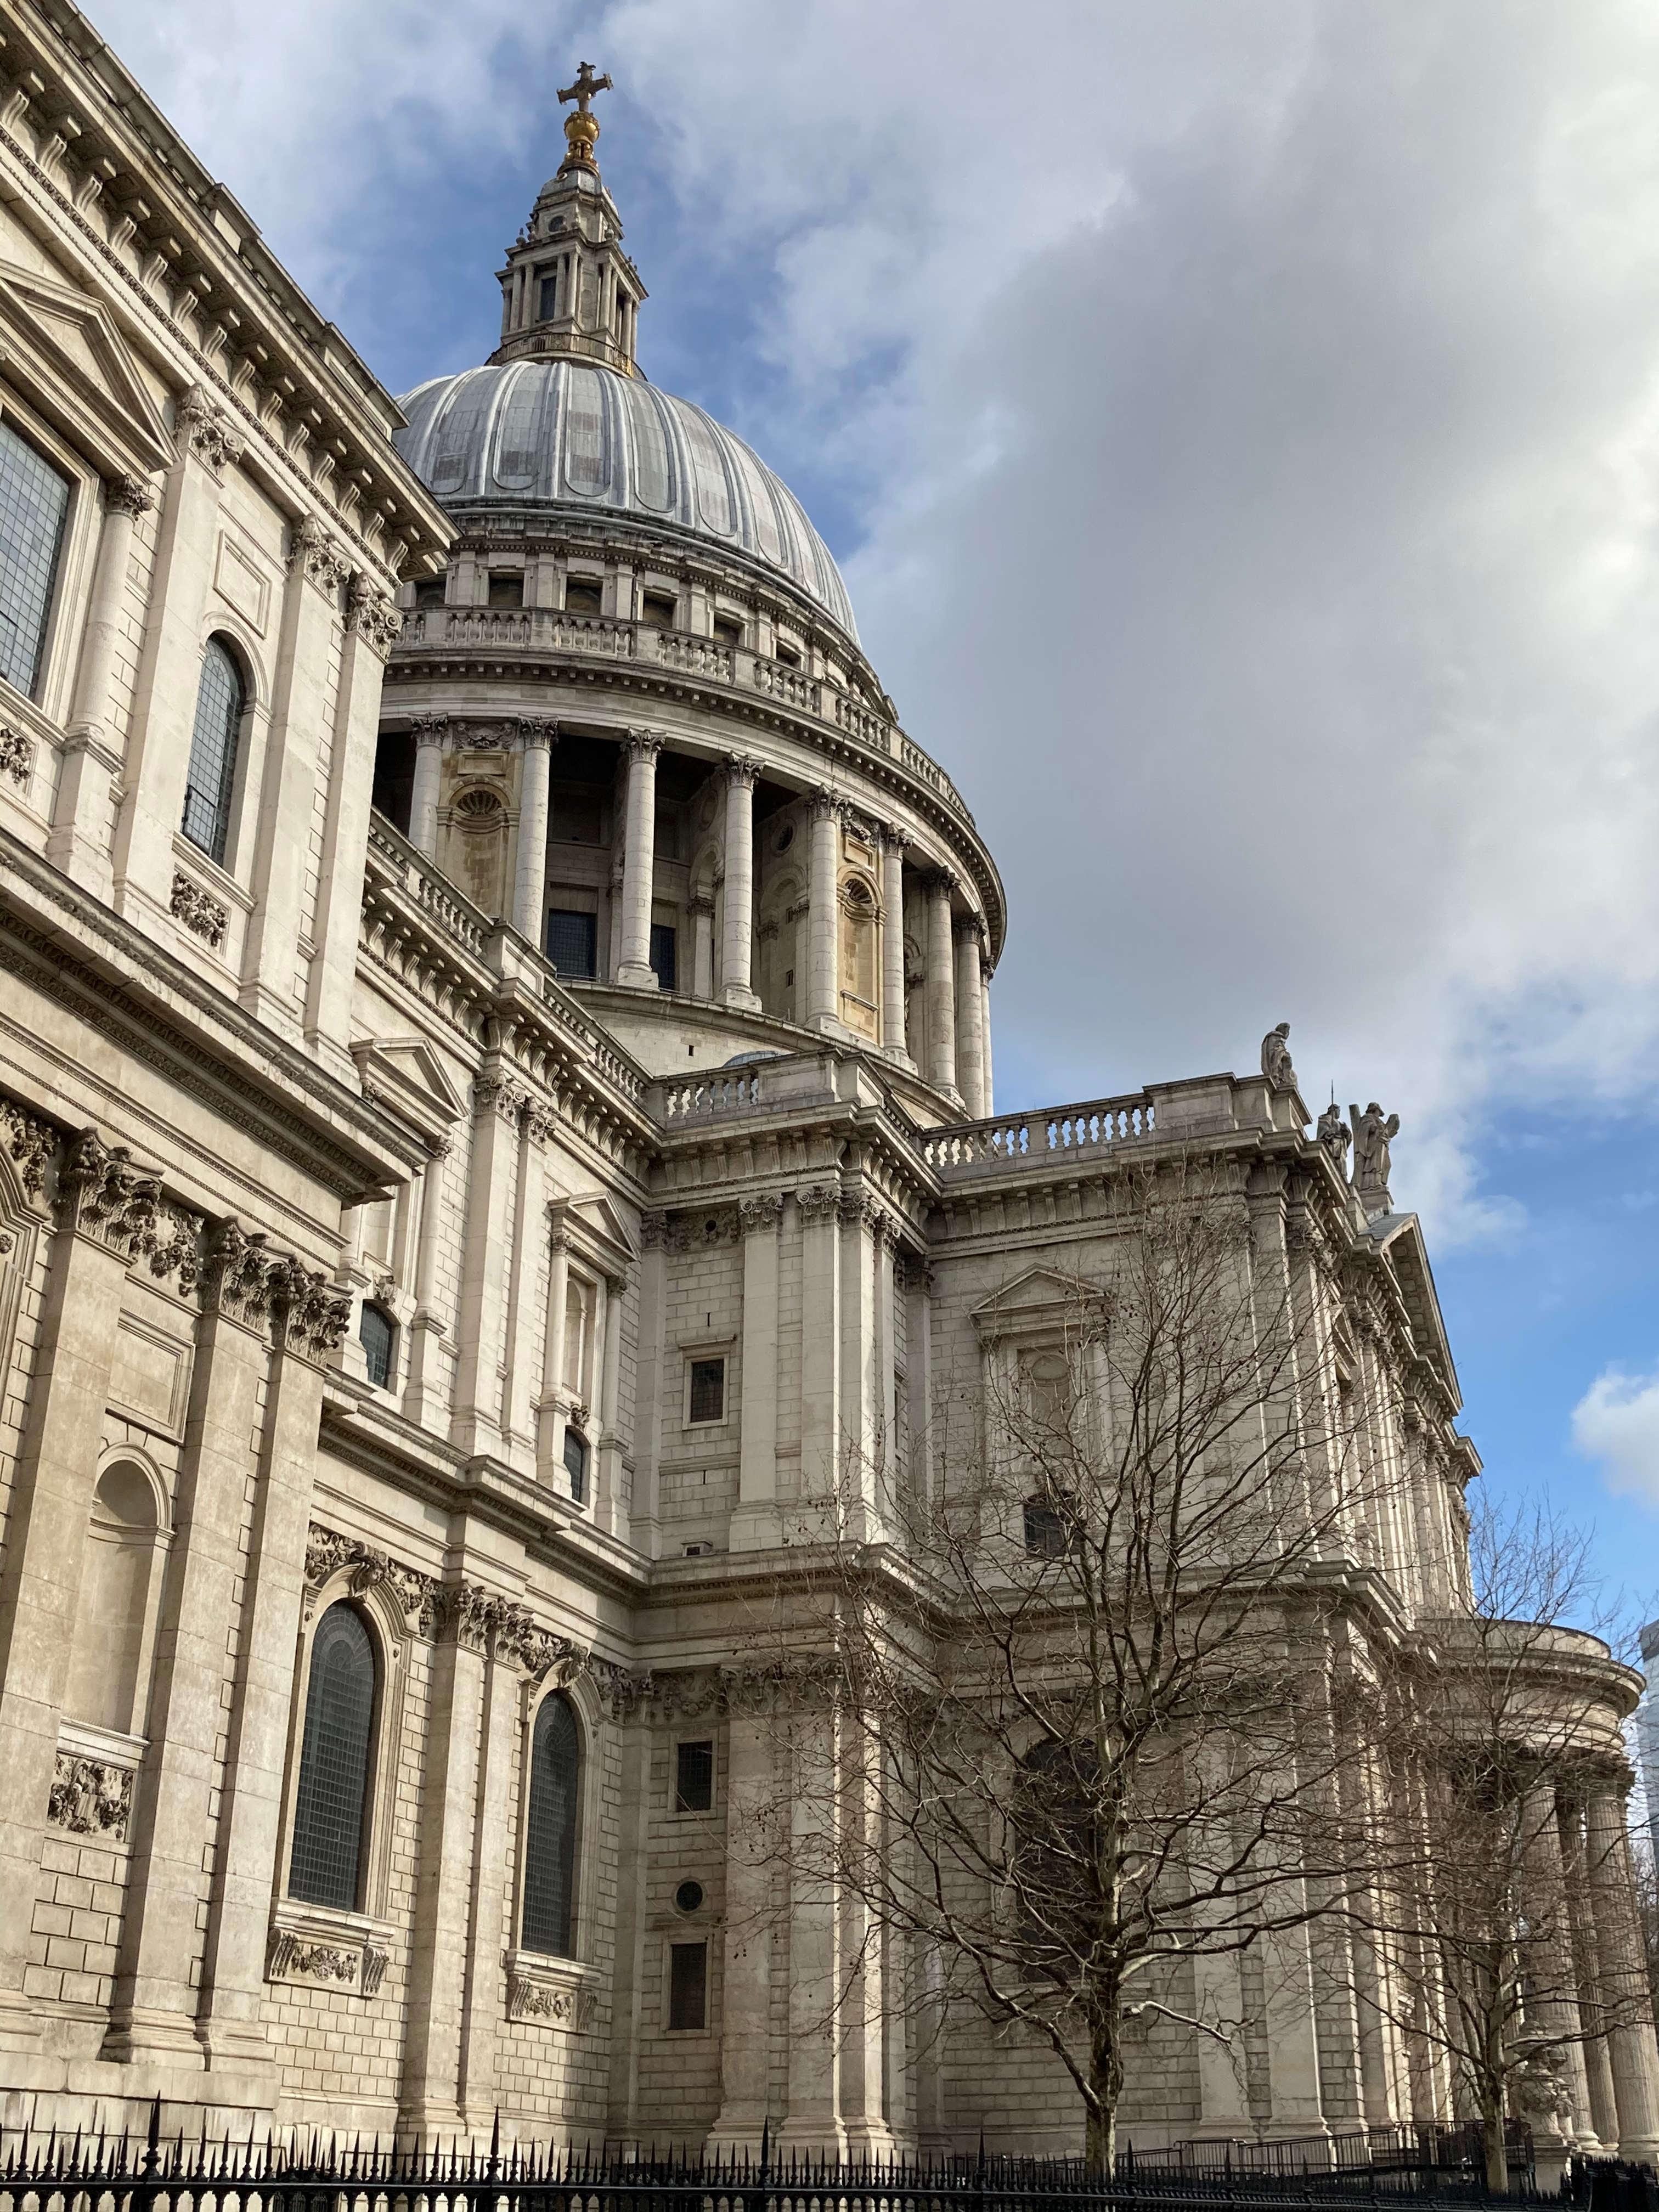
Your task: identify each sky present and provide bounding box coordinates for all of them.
[89,0,1659,1621]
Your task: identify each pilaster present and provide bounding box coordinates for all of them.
[451,1073,523,1460]
[798,1185,842,1502]
[731,1194,782,1551]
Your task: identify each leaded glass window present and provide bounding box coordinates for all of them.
[522,1694,580,1956]
[0,419,69,698]
[546,909,598,979]
[359,1304,394,1390]
[181,637,246,864]
[288,1603,376,1911]
[668,1940,707,2029]
[563,1425,589,1503]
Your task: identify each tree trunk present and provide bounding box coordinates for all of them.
[1086,2014,1124,2176]
[1482,2091,1509,2196]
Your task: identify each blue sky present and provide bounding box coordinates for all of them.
[92,0,1659,1618]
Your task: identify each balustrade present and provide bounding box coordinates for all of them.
[922,1094,1155,1173]
[394,607,972,822]
[659,1069,765,1119]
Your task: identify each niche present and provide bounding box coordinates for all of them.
[447,784,508,914]
[839,876,879,1040]
[65,1461,166,1736]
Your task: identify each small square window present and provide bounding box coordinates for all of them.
[488,573,523,608]
[650,923,677,992]
[642,591,677,628]
[565,578,603,616]
[675,1740,713,1813]
[668,1939,707,2030]
[1023,1502,1074,1558]
[414,577,445,608]
[712,614,742,647]
[775,641,802,669]
[688,1357,725,1425]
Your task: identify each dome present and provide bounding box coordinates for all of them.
[394,360,859,643]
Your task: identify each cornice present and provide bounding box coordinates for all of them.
[0,826,421,1199]
[0,3,450,579]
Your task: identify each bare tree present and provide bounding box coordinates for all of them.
[1344,1500,1651,2193]
[746,1154,1395,2172]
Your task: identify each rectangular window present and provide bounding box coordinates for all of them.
[688,1357,726,1425]
[712,614,742,647]
[675,1739,714,1813]
[0,419,69,698]
[650,923,677,991]
[538,270,559,321]
[775,641,802,669]
[554,791,603,845]
[545,909,598,980]
[563,1425,589,1503]
[641,590,677,628]
[565,577,603,616]
[488,572,523,607]
[414,577,445,608]
[668,1940,708,2030]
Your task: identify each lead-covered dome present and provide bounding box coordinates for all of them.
[395,360,858,642]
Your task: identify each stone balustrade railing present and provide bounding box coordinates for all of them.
[656,1069,766,1121]
[395,607,973,825]
[923,1094,1157,1173]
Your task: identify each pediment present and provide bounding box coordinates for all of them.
[0,258,173,475]
[971,1266,1093,1338]
[554,1190,636,1267]
[351,1034,465,1144]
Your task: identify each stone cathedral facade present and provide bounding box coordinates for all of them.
[0,11,1654,2164]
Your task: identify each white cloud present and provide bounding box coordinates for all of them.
[1573,1363,1659,1508]
[80,0,1659,1246]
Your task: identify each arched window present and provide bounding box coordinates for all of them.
[359,1302,395,1390]
[289,1602,376,1911]
[182,636,246,864]
[522,1693,580,1956]
[563,1426,589,1503]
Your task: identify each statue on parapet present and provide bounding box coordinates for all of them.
[1261,1021,1297,1092]
[1316,1102,1350,1175]
[1350,1101,1400,1206]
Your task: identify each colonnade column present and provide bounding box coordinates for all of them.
[512,719,555,943]
[879,830,908,1060]
[981,962,995,1114]
[806,788,842,1032]
[1519,1781,1592,2148]
[1561,1792,1620,2149]
[1586,1783,1659,2160]
[49,473,156,898]
[954,916,987,1119]
[409,714,447,856]
[721,755,762,1009]
[616,731,663,988]
[924,871,958,1098]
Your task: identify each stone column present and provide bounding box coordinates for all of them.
[876,1218,898,1503]
[501,1108,548,1474]
[409,716,447,856]
[1587,1784,1659,2161]
[455,1638,523,2124]
[111,390,241,929]
[49,473,156,899]
[710,1710,774,2151]
[513,719,555,943]
[403,1138,452,1430]
[981,966,995,1113]
[1190,1950,1251,2136]
[606,856,626,983]
[451,1074,522,1460]
[1521,1780,1594,2148]
[306,577,403,1076]
[616,731,663,988]
[1561,1791,1620,2150]
[731,1195,782,1552]
[399,1587,490,2134]
[596,1269,627,1537]
[690,892,716,998]
[954,916,987,1119]
[901,1258,932,1511]
[799,1186,842,1499]
[536,1220,572,1488]
[105,1222,285,2067]
[806,789,842,1032]
[780,1703,847,2156]
[193,1253,348,2066]
[721,756,763,1009]
[924,872,958,1097]
[879,831,907,1060]
[0,1127,151,2047]
[839,1195,880,1520]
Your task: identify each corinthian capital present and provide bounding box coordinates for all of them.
[725,753,763,791]
[624,730,664,766]
[104,472,156,518]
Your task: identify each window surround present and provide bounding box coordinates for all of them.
[659,1931,714,2036]
[669,1731,719,1819]
[509,1673,606,2027]
[678,1333,736,1432]
[272,1572,409,1963]
[180,617,269,881]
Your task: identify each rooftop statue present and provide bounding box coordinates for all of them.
[1317,1102,1351,1174]
[1351,1101,1401,1206]
[1261,1020,1297,1093]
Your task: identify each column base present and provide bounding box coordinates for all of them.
[721,985,763,1012]
[0,1988,42,2051]
[99,2007,209,2068]
[616,961,658,989]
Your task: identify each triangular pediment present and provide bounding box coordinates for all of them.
[970,1266,1097,1340]
[351,1034,465,1143]
[0,258,173,474]
[554,1190,637,1266]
